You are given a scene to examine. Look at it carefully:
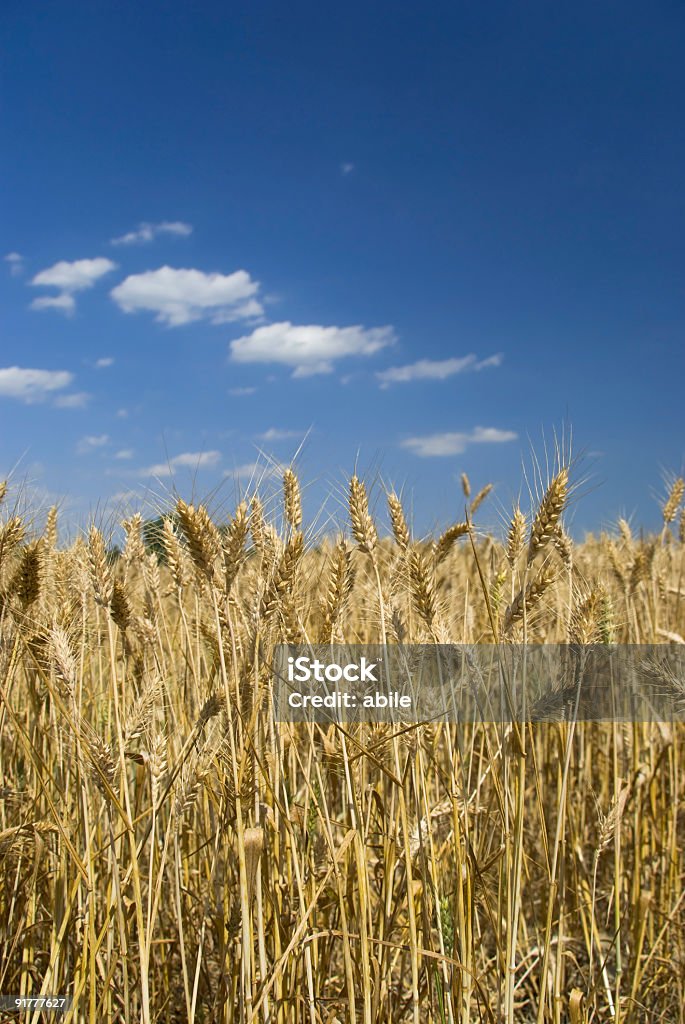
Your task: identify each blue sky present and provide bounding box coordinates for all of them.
[2,0,684,537]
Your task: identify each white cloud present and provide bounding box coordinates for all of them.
[0,366,74,403]
[114,449,134,460]
[401,426,518,458]
[229,386,257,396]
[30,257,117,314]
[77,434,110,455]
[95,357,114,368]
[138,450,222,478]
[230,321,396,377]
[470,426,518,443]
[5,252,24,276]
[211,304,264,325]
[341,162,355,175]
[32,257,117,292]
[54,391,91,409]
[111,221,193,246]
[377,353,503,387]
[258,428,302,442]
[111,266,262,327]
[471,354,503,371]
[224,462,283,481]
[30,293,76,315]
[109,489,140,503]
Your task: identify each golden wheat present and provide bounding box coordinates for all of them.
[0,464,682,1024]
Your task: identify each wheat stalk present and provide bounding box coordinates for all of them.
[349,475,377,554]
[502,566,556,633]
[283,468,302,531]
[387,492,411,551]
[527,468,569,564]
[434,522,469,564]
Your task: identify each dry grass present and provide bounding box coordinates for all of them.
[0,466,684,1023]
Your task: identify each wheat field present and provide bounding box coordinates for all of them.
[0,467,683,1023]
